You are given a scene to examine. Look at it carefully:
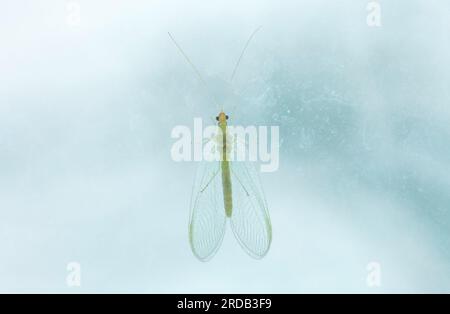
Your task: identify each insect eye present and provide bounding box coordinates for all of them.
[226,115,229,120]
[215,116,219,121]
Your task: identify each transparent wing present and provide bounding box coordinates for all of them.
[189,160,226,261]
[229,151,272,259]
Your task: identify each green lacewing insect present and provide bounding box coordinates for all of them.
[169,29,272,261]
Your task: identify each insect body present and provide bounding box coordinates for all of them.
[169,29,272,261]
[188,111,272,261]
[218,112,233,218]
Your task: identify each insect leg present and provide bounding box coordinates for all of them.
[200,168,220,193]
[230,167,250,196]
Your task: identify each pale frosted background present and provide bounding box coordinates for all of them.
[0,0,449,293]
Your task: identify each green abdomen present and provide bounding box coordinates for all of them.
[221,160,232,217]
[220,123,232,217]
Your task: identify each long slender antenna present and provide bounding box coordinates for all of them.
[229,26,262,83]
[168,32,220,110]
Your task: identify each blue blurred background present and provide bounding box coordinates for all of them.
[0,0,449,292]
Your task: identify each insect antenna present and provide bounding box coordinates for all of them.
[228,26,262,117]
[229,26,262,83]
[168,32,221,111]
